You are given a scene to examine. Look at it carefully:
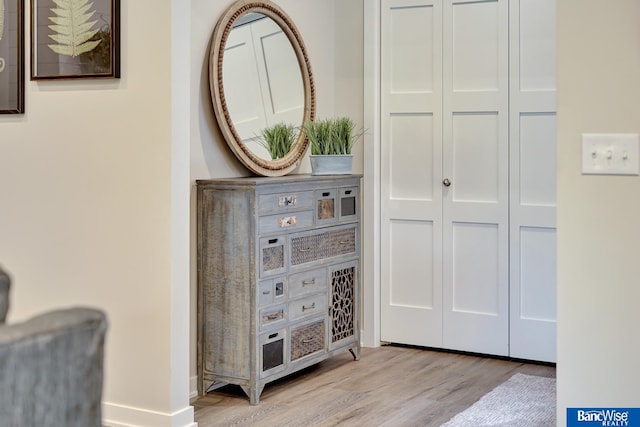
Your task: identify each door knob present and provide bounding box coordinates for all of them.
[443,178,451,187]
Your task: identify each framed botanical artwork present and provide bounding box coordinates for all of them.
[0,0,25,113]
[31,0,120,79]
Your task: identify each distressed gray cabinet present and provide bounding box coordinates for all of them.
[196,174,361,404]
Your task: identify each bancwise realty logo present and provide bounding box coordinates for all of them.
[567,408,640,426]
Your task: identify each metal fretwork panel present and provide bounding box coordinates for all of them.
[331,266,355,343]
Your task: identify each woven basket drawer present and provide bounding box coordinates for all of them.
[291,320,325,361]
[259,235,287,277]
[290,226,356,266]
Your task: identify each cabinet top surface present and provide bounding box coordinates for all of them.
[196,174,363,188]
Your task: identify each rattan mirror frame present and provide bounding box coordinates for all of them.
[209,0,315,176]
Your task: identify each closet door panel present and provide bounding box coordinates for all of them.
[451,0,501,92]
[388,3,435,95]
[519,227,556,322]
[451,113,500,203]
[519,113,557,206]
[386,1,438,113]
[451,223,500,316]
[518,0,556,92]
[442,0,509,356]
[444,221,507,354]
[389,220,436,309]
[389,114,434,204]
[381,0,443,347]
[382,216,442,346]
[509,0,557,362]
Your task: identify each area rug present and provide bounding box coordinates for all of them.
[440,373,556,427]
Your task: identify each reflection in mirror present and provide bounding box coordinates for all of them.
[224,13,304,161]
[209,0,315,176]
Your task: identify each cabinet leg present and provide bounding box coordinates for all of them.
[349,347,361,361]
[201,379,220,396]
[240,384,265,405]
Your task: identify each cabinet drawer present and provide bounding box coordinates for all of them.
[291,319,325,361]
[259,278,286,306]
[260,305,286,330]
[339,187,359,222]
[258,191,314,214]
[260,329,287,378]
[315,189,338,226]
[259,236,287,277]
[259,210,314,235]
[290,226,357,266]
[259,280,274,306]
[289,268,326,298]
[289,294,326,321]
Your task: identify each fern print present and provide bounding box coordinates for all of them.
[0,0,5,41]
[48,0,102,57]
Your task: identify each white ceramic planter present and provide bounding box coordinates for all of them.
[309,154,353,175]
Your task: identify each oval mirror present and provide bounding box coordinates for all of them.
[209,0,315,176]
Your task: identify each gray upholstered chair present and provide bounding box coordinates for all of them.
[0,266,107,427]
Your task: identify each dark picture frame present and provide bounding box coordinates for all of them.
[0,0,25,113]
[30,0,120,80]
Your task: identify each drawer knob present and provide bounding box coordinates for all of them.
[278,195,297,207]
[302,278,316,286]
[298,247,311,253]
[301,338,314,344]
[278,216,297,228]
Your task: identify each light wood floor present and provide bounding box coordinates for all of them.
[192,345,555,427]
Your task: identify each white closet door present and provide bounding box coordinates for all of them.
[380,0,444,347]
[441,0,510,356]
[509,0,557,363]
[250,17,304,129]
[223,24,268,148]
[378,0,555,361]
[222,17,304,158]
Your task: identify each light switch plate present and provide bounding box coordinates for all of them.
[581,133,639,175]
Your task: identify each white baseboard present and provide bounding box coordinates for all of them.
[103,402,196,427]
[189,375,198,399]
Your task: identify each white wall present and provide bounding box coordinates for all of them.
[557,0,640,424]
[189,0,364,388]
[0,1,193,426]
[1,0,363,422]
[190,0,366,180]
[16,0,639,423]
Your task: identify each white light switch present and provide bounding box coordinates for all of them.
[582,133,639,175]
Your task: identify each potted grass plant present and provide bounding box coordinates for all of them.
[257,122,298,160]
[304,117,364,175]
